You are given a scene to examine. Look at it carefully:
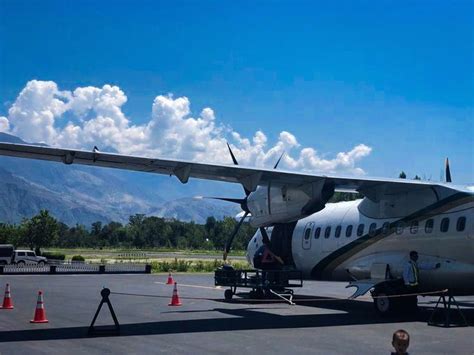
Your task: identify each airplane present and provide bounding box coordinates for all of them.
[0,141,472,315]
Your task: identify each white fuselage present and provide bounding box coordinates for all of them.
[247,194,474,294]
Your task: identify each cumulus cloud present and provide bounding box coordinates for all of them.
[0,116,9,132]
[1,80,372,175]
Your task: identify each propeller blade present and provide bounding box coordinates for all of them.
[204,197,246,205]
[273,151,285,169]
[227,142,239,165]
[226,142,251,196]
[223,211,249,261]
[445,158,452,183]
[201,196,249,213]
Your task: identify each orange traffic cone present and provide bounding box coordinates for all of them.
[166,272,174,285]
[30,290,48,323]
[0,283,14,309]
[169,282,182,306]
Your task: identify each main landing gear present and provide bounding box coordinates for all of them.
[371,280,418,316]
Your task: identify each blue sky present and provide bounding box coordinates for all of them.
[1,0,473,183]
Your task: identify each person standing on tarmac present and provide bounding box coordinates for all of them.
[403,250,441,291]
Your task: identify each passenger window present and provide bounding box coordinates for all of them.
[18,252,25,256]
[27,252,35,257]
[456,217,466,232]
[357,224,364,237]
[382,222,390,235]
[440,218,450,232]
[335,226,341,238]
[369,223,377,237]
[425,219,434,233]
[304,228,311,240]
[324,226,331,238]
[345,225,353,237]
[396,222,404,235]
[410,221,419,234]
[314,227,321,239]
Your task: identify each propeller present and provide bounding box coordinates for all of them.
[220,143,284,260]
[445,158,452,183]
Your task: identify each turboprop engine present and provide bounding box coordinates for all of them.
[219,144,334,261]
[247,179,335,227]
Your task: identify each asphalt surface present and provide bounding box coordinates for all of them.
[0,274,472,354]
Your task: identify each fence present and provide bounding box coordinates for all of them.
[0,263,151,275]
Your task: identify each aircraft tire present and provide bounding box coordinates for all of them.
[373,292,393,315]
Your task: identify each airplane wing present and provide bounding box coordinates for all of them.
[0,142,460,196]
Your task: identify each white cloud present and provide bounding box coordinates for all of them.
[2,80,372,175]
[0,116,9,132]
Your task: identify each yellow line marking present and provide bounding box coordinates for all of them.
[154,281,222,290]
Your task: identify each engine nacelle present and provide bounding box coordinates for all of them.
[246,179,334,227]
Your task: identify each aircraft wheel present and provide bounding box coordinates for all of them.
[224,289,233,300]
[373,292,393,315]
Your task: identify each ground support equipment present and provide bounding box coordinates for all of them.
[215,267,303,304]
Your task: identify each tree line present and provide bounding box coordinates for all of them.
[0,210,256,254]
[0,191,367,253]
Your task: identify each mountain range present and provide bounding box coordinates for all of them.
[0,133,241,225]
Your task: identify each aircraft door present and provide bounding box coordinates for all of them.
[302,222,314,250]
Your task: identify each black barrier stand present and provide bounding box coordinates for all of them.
[88,288,120,336]
[428,292,468,327]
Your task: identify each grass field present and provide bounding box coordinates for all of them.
[44,248,250,273]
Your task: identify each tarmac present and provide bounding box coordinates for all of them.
[0,273,472,354]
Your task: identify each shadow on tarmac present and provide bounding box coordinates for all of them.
[0,297,471,343]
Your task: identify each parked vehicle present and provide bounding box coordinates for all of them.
[12,250,48,265]
[0,244,14,265]
[0,245,48,265]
